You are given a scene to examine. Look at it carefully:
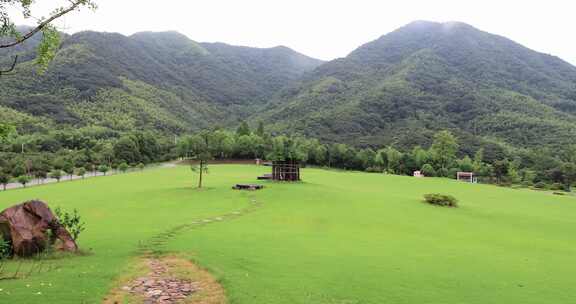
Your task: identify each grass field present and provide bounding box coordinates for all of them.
[1,165,575,303]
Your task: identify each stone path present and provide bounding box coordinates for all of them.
[122,259,197,304]
[107,194,264,303]
[138,195,263,256]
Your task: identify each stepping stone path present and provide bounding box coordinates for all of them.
[123,259,197,304]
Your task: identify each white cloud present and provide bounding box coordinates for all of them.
[9,0,576,64]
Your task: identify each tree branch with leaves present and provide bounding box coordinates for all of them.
[0,0,97,74]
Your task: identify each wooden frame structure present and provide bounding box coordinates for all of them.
[272,161,301,181]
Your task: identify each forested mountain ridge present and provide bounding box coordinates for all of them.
[257,21,576,150]
[2,21,576,155]
[0,29,323,134]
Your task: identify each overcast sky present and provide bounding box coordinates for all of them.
[9,0,576,64]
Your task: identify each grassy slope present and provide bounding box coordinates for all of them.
[1,165,576,303]
[0,166,252,303]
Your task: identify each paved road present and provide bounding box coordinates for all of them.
[2,170,119,191]
[1,163,176,192]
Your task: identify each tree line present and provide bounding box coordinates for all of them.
[176,122,576,191]
[0,129,173,189]
[1,121,575,191]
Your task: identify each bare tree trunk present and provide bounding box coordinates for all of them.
[198,160,204,188]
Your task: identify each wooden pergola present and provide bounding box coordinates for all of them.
[271,160,301,181]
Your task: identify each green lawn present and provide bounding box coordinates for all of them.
[1,165,575,303]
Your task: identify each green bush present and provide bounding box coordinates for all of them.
[365,167,383,173]
[0,238,12,259]
[421,164,436,177]
[54,207,86,241]
[17,175,32,187]
[423,193,458,207]
[118,162,129,173]
[533,182,548,189]
[551,183,565,191]
[98,165,110,176]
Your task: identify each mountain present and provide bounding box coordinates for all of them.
[3,21,576,154]
[0,29,323,134]
[257,21,576,151]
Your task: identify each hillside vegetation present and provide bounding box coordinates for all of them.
[258,21,576,149]
[0,29,323,134]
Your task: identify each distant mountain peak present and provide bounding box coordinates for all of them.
[258,21,576,149]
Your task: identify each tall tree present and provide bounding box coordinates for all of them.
[256,121,265,137]
[384,147,403,174]
[236,121,251,137]
[561,163,576,192]
[0,124,14,141]
[431,130,459,175]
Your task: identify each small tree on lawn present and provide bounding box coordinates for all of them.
[0,173,10,191]
[137,163,145,171]
[34,170,48,184]
[50,170,63,182]
[84,164,95,176]
[17,175,31,188]
[76,168,87,179]
[98,165,110,176]
[119,162,129,173]
[63,163,75,180]
[187,131,214,189]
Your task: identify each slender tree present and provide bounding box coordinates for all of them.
[49,169,63,182]
[17,175,31,188]
[236,121,251,137]
[188,131,214,189]
[0,173,10,191]
[256,121,265,137]
[75,167,86,179]
[431,130,459,176]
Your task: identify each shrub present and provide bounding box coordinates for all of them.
[0,238,12,259]
[533,182,548,190]
[137,163,145,171]
[421,164,436,177]
[118,162,129,173]
[448,168,460,179]
[551,183,565,191]
[98,165,110,176]
[54,207,86,241]
[0,173,10,191]
[75,168,86,179]
[423,193,458,207]
[17,175,31,188]
[49,169,63,182]
[365,167,383,173]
